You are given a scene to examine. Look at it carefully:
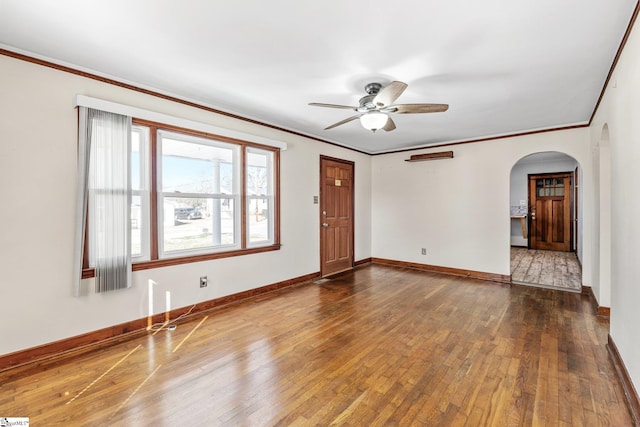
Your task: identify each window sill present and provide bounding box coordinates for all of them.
[81,244,281,279]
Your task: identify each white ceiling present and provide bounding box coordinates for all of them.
[0,1,637,154]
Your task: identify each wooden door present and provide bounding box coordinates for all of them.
[528,173,572,252]
[320,156,354,277]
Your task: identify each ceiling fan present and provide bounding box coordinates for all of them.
[309,81,449,132]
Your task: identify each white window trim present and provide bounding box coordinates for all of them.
[75,95,288,151]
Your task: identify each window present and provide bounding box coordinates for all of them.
[246,147,275,246]
[131,125,151,261]
[536,178,565,197]
[82,119,280,277]
[158,130,240,257]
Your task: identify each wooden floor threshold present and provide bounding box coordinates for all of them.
[512,279,582,294]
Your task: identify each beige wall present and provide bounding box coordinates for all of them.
[371,128,592,279]
[590,10,640,395]
[0,55,372,355]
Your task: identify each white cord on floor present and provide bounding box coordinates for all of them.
[148,304,197,331]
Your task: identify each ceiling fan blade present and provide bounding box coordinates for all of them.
[324,114,361,130]
[309,102,358,110]
[391,103,449,114]
[373,81,408,107]
[382,117,396,132]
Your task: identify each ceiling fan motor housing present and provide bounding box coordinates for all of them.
[358,83,383,111]
[358,95,377,112]
[364,82,382,95]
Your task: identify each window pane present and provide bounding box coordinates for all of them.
[246,148,274,245]
[160,133,234,194]
[131,126,150,261]
[131,194,142,257]
[131,126,149,191]
[162,197,235,254]
[158,131,241,257]
[248,197,271,243]
[247,151,269,196]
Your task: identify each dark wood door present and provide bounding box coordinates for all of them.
[320,156,354,277]
[528,173,572,252]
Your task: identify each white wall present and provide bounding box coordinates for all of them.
[593,129,612,309]
[0,55,371,356]
[371,128,592,280]
[589,9,640,396]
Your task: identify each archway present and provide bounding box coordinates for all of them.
[591,124,611,308]
[509,151,583,291]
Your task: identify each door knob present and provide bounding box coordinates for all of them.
[322,223,328,227]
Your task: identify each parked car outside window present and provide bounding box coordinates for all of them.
[174,208,202,220]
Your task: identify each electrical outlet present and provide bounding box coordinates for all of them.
[200,276,208,288]
[421,248,427,255]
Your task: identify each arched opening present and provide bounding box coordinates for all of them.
[509,151,582,291]
[592,124,611,307]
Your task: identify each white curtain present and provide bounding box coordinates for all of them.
[73,107,132,295]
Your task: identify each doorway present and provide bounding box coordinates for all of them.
[510,152,582,291]
[320,156,354,277]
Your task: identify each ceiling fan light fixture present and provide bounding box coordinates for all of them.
[309,80,448,132]
[360,112,388,132]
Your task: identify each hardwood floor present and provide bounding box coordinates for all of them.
[0,265,632,426]
[511,247,582,292]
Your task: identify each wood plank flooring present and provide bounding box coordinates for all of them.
[0,265,632,426]
[511,247,582,292]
